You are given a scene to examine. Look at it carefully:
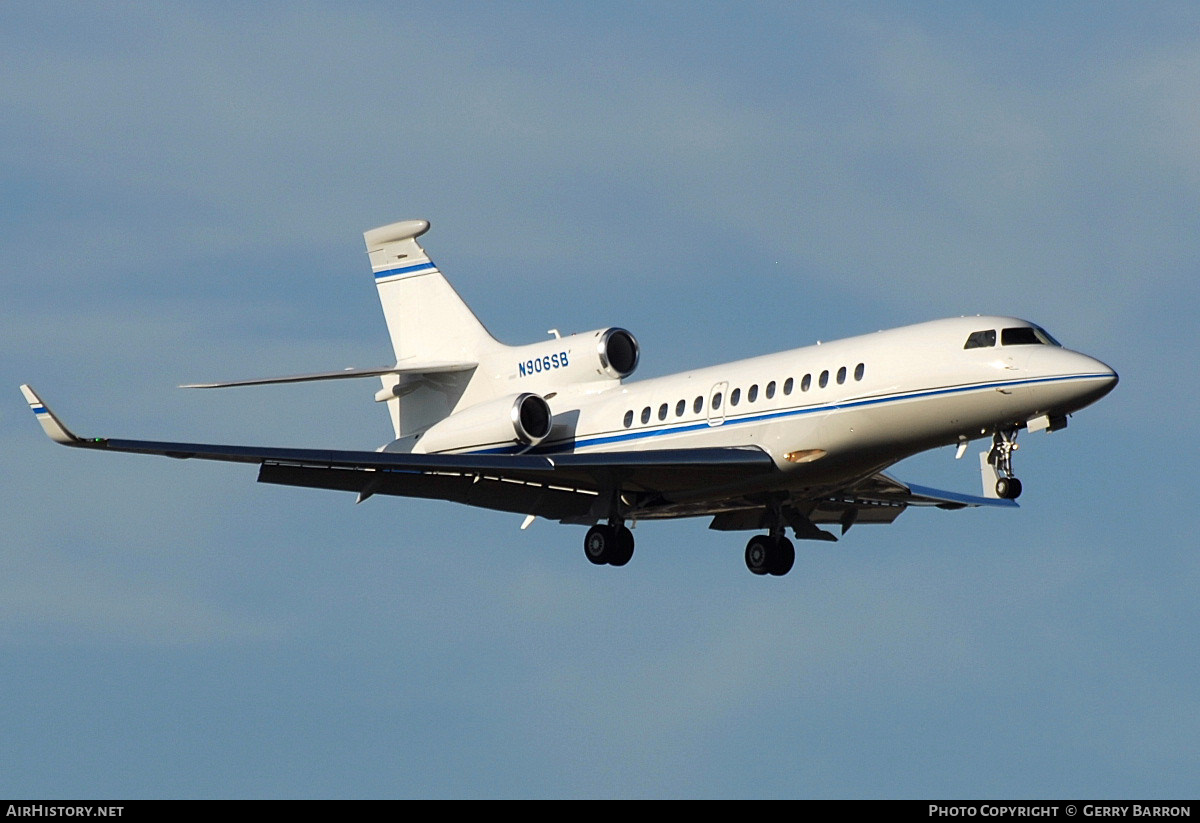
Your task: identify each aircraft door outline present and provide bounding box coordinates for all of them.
[707,381,728,426]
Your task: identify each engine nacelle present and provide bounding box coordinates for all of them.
[503,327,640,386]
[414,392,552,454]
[594,327,640,379]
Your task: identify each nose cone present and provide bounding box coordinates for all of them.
[1070,353,1118,409]
[1095,359,1119,394]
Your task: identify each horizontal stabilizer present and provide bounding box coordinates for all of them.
[180,361,476,389]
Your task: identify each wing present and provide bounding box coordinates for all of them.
[19,385,778,523]
[21,385,1009,531]
[704,469,1017,539]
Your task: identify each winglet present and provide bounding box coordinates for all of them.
[19,384,85,445]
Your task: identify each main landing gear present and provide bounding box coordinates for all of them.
[583,526,799,576]
[988,428,1023,500]
[744,533,795,576]
[581,497,815,576]
[584,522,635,566]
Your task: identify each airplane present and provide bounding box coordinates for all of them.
[21,219,1118,576]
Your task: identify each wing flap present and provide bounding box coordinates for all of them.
[544,447,777,492]
[258,463,598,521]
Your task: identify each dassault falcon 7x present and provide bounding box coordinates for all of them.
[22,219,1118,576]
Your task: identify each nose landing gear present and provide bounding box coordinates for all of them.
[988,428,1023,500]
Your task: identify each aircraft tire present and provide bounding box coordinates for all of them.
[584,525,614,565]
[996,477,1023,500]
[608,526,635,567]
[768,536,795,576]
[745,535,772,575]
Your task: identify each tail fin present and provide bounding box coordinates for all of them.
[365,220,499,363]
[365,220,503,440]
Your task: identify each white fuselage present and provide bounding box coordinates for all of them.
[481,316,1115,492]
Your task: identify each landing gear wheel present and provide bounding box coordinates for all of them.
[584,524,634,566]
[584,525,614,565]
[995,476,1023,500]
[745,535,772,575]
[768,536,795,577]
[609,526,635,567]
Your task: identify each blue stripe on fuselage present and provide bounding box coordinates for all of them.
[467,371,1112,456]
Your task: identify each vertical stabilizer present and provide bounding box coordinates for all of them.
[364,220,500,439]
[365,220,498,363]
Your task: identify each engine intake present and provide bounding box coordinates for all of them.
[597,327,639,379]
[414,393,552,454]
[513,392,552,444]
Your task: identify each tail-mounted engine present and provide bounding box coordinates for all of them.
[504,327,639,386]
[595,327,640,379]
[414,392,552,454]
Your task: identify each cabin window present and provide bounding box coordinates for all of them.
[676,399,686,417]
[730,388,741,406]
[748,384,758,402]
[837,366,847,385]
[855,363,865,381]
[712,392,722,410]
[623,410,633,428]
[801,374,811,392]
[965,329,997,349]
[819,370,829,388]
[783,377,793,395]
[766,381,776,399]
[694,396,703,414]
[658,403,668,421]
[641,406,651,424]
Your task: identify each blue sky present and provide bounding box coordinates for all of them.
[2,2,1196,798]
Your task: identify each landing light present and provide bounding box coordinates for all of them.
[784,449,826,464]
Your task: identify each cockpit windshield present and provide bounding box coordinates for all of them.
[964,330,996,349]
[965,325,1061,349]
[1001,326,1061,346]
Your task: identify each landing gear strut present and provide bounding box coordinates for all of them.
[988,428,1023,500]
[584,522,634,566]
